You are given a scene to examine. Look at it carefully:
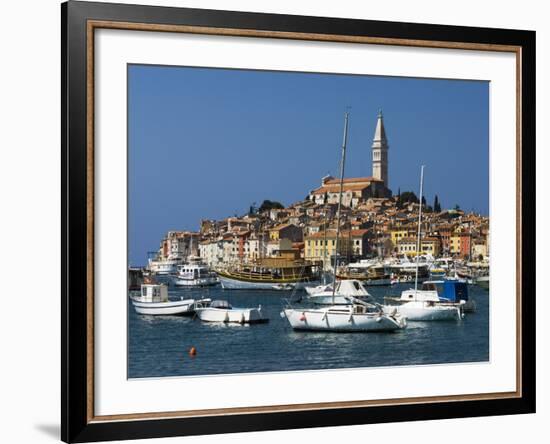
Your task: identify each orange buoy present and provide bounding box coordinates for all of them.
[189,346,197,357]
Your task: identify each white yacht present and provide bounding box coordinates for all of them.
[130,283,203,316]
[304,279,373,305]
[172,257,218,287]
[194,299,268,324]
[147,256,182,275]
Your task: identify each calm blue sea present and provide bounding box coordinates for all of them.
[128,283,489,379]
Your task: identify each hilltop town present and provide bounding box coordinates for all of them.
[148,112,489,269]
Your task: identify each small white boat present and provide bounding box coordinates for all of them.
[272,283,295,291]
[194,300,268,324]
[172,258,218,287]
[147,256,182,275]
[305,279,373,305]
[383,285,464,321]
[130,283,201,316]
[282,299,406,332]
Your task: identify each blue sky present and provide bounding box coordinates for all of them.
[128,65,489,266]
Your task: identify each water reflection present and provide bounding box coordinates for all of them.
[128,283,489,378]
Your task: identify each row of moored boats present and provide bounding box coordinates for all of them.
[130,113,482,333]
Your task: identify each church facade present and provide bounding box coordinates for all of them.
[308,111,392,208]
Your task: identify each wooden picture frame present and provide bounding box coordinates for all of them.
[62,1,535,442]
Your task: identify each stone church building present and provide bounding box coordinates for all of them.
[309,111,392,208]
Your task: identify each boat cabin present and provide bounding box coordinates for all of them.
[210,300,232,310]
[137,284,168,303]
[177,264,212,279]
[420,280,469,302]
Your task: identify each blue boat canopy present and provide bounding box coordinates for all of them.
[441,281,469,302]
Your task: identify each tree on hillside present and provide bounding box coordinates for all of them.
[433,195,441,213]
[397,191,418,208]
[259,199,284,213]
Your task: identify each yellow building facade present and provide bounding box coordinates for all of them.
[390,229,414,247]
[450,235,461,254]
[304,232,352,261]
[397,237,441,257]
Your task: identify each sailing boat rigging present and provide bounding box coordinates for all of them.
[281,113,406,332]
[383,166,465,321]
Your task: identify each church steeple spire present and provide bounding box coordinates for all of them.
[372,110,389,187]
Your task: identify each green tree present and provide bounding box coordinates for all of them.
[433,195,441,212]
[259,200,284,213]
[398,191,419,208]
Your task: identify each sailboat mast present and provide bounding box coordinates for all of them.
[414,165,425,292]
[323,210,328,282]
[332,112,349,303]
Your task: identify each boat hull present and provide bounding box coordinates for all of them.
[283,308,404,332]
[195,307,268,324]
[172,276,218,287]
[218,275,319,290]
[384,303,462,321]
[362,278,392,286]
[131,298,196,315]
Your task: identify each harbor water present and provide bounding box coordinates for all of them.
[128,283,489,379]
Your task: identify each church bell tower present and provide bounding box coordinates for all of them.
[372,110,389,187]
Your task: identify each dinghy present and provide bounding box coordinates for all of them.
[131,283,206,316]
[194,300,268,324]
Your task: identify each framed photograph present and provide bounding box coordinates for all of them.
[62,1,535,442]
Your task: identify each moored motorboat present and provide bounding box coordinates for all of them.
[383,167,466,322]
[147,256,182,275]
[194,299,268,324]
[337,263,393,286]
[172,257,218,287]
[383,281,470,321]
[130,283,208,316]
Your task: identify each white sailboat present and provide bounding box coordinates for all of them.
[383,166,464,321]
[282,112,406,332]
[284,299,404,332]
